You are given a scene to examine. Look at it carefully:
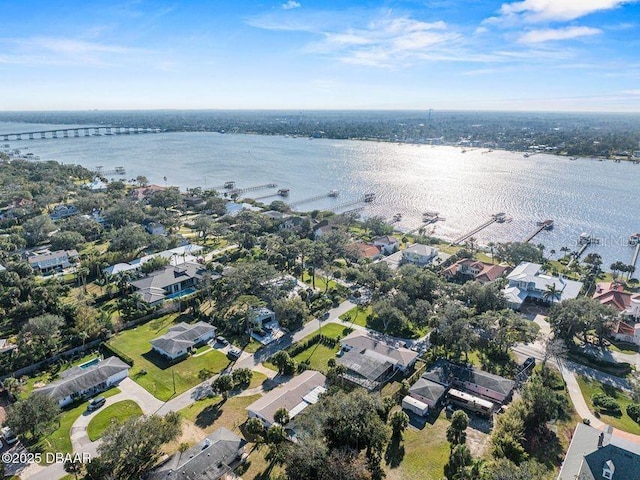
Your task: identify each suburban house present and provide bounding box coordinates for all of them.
[150,321,216,360]
[147,427,246,480]
[129,262,211,305]
[103,244,204,276]
[402,243,439,266]
[372,235,400,255]
[346,242,381,260]
[49,204,79,221]
[27,249,79,274]
[558,423,640,480]
[280,216,309,231]
[407,374,448,409]
[442,258,508,284]
[85,178,108,192]
[337,332,418,391]
[593,282,640,347]
[422,359,515,405]
[32,356,130,407]
[502,262,583,310]
[130,184,165,201]
[143,219,166,236]
[246,370,327,428]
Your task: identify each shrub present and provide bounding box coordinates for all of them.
[627,403,640,423]
[101,342,134,366]
[592,393,621,414]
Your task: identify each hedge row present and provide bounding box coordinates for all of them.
[288,334,339,358]
[627,403,640,424]
[101,342,135,366]
[591,392,621,414]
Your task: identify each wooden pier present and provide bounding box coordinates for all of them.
[404,211,445,236]
[288,190,340,209]
[254,188,290,201]
[95,166,126,176]
[329,194,376,213]
[450,213,509,246]
[225,183,277,197]
[525,219,554,243]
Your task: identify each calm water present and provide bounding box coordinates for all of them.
[2,122,639,270]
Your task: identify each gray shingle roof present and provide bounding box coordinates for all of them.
[32,356,129,401]
[423,359,515,396]
[150,321,215,357]
[409,377,447,403]
[341,332,418,369]
[130,262,206,292]
[338,349,394,383]
[147,427,246,480]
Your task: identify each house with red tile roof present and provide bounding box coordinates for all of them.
[442,258,508,284]
[346,242,381,260]
[130,184,166,201]
[593,282,640,346]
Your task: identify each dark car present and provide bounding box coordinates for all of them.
[216,336,229,346]
[87,396,106,411]
[227,348,242,360]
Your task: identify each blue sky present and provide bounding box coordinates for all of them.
[1,0,639,111]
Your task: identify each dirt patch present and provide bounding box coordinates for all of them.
[466,424,490,457]
[161,419,207,455]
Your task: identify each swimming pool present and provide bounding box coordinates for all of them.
[79,357,100,369]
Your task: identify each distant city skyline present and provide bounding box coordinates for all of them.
[1,0,639,112]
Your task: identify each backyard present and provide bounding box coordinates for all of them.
[107,313,229,401]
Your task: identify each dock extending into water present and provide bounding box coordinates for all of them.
[329,194,376,213]
[225,183,277,197]
[525,219,554,243]
[288,190,340,209]
[450,213,509,246]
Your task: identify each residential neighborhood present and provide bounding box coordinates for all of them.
[0,158,639,480]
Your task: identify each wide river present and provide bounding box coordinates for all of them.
[2,121,639,271]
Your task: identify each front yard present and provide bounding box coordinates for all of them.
[87,400,143,441]
[339,305,372,327]
[577,375,640,435]
[107,314,230,401]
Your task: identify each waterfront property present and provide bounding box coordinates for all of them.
[346,241,382,260]
[27,249,78,274]
[150,321,216,361]
[147,427,246,480]
[372,235,400,255]
[402,243,439,266]
[130,184,166,201]
[32,356,129,407]
[502,262,583,310]
[337,332,418,391]
[49,203,79,221]
[129,262,213,305]
[557,423,640,480]
[442,258,508,284]
[246,370,327,428]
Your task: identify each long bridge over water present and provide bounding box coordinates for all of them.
[1,126,162,141]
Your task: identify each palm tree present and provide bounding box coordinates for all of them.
[543,283,562,305]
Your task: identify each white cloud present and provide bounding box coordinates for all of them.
[282,1,301,10]
[518,26,602,43]
[495,0,636,23]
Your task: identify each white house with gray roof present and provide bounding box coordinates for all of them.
[150,321,216,360]
[32,356,129,407]
[246,370,327,428]
[147,427,246,480]
[502,262,583,310]
[402,243,439,266]
[129,262,216,305]
[28,249,78,274]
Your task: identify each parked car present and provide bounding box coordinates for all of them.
[216,336,229,346]
[227,348,242,360]
[1,426,17,445]
[87,396,106,411]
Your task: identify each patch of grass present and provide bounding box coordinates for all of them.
[247,371,268,390]
[301,272,340,293]
[107,314,230,401]
[87,400,143,441]
[292,343,339,373]
[179,394,261,433]
[385,412,451,480]
[340,306,372,327]
[37,388,120,462]
[577,376,640,434]
[299,322,350,343]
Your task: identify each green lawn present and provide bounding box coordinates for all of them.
[385,411,451,480]
[247,371,268,390]
[87,400,143,441]
[577,376,640,435]
[107,314,230,401]
[37,388,121,462]
[292,343,339,373]
[340,306,372,328]
[179,393,261,433]
[301,272,340,292]
[299,322,351,343]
